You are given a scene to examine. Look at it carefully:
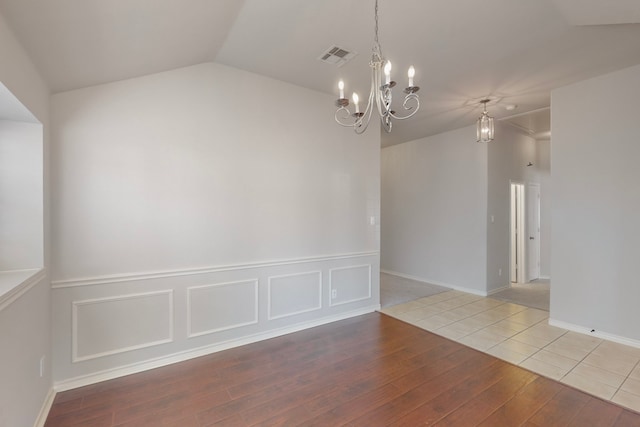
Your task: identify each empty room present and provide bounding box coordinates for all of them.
[1,0,640,426]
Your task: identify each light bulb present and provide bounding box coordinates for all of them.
[338,80,345,99]
[408,66,415,87]
[352,92,360,113]
[384,61,392,84]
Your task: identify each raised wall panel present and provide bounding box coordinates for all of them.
[329,265,372,306]
[72,290,173,362]
[268,271,322,320]
[187,279,258,338]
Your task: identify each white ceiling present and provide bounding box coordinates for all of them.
[0,0,639,145]
[503,108,551,140]
[0,0,244,93]
[551,0,640,25]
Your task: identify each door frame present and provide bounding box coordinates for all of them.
[527,183,541,282]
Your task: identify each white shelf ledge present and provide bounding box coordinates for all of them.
[0,268,45,311]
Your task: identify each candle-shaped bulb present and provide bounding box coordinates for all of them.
[384,61,392,85]
[408,66,415,87]
[338,80,345,99]
[352,92,360,113]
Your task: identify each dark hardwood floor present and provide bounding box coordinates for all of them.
[45,313,640,426]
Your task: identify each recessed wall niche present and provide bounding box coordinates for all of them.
[0,81,44,298]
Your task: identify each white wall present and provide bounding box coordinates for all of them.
[0,11,52,427]
[50,62,380,386]
[486,125,538,292]
[0,272,50,427]
[551,63,640,342]
[381,125,488,294]
[0,120,43,270]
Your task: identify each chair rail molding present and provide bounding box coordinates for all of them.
[52,251,379,289]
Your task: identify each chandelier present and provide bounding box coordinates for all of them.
[334,0,420,134]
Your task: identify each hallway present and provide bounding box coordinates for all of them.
[492,279,550,311]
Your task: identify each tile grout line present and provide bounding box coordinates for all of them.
[614,358,640,399]
[482,318,541,354]
[515,331,640,406]
[554,338,602,384]
[563,338,640,403]
[428,297,547,349]
[394,297,564,374]
[465,302,550,355]
[404,292,507,332]
[462,303,600,377]
[420,295,551,357]
[512,320,568,367]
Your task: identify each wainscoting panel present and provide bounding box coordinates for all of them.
[188,279,258,338]
[330,264,372,307]
[72,290,173,362]
[53,252,380,389]
[268,271,322,320]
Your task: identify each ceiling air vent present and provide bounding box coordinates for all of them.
[318,45,357,67]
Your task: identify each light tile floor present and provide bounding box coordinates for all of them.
[380,290,640,413]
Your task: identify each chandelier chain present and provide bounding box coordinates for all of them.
[372,0,382,61]
[374,0,379,46]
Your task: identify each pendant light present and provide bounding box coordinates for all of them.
[476,99,495,142]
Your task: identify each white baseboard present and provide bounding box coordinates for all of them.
[539,275,551,280]
[54,305,379,392]
[33,387,55,427]
[549,318,640,350]
[381,269,488,297]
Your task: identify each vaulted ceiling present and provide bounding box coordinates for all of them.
[1,0,639,145]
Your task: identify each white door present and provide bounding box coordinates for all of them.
[527,183,541,282]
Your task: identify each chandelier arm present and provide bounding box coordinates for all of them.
[354,88,376,134]
[364,75,377,120]
[349,65,377,134]
[377,82,393,133]
[381,118,392,133]
[388,93,420,120]
[354,105,373,134]
[380,106,392,133]
[335,106,357,127]
[373,64,385,119]
[383,86,392,116]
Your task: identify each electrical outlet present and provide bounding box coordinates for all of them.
[331,289,337,299]
[39,356,45,378]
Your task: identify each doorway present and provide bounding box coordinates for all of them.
[510,183,525,284]
[510,182,541,284]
